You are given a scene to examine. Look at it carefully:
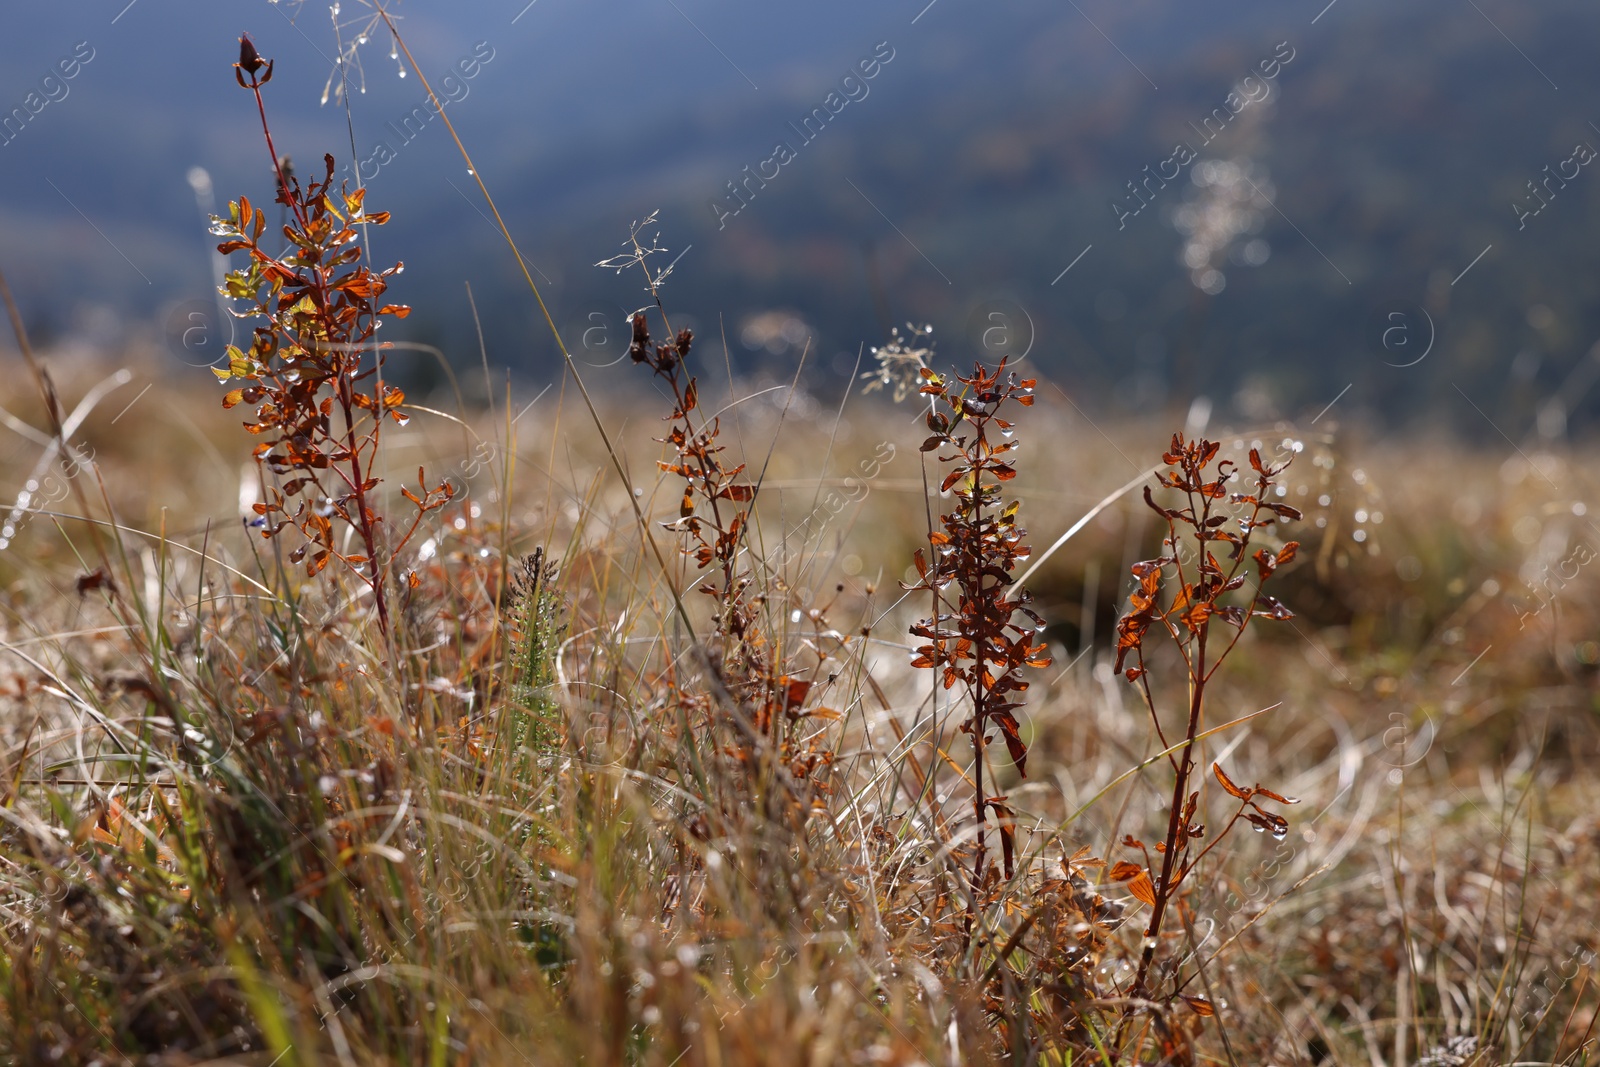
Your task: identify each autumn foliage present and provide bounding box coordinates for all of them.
[210,35,452,637]
[1112,433,1302,1013]
[906,358,1051,896]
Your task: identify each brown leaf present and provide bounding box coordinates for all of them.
[1108,860,1144,882]
[1254,785,1300,805]
[1181,994,1216,1017]
[1252,594,1294,620]
[1245,809,1288,837]
[1143,484,1179,519]
[991,708,1029,777]
[1126,871,1157,907]
[1213,762,1250,800]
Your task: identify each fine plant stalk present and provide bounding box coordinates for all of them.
[906,357,1050,918]
[1113,434,1303,1017]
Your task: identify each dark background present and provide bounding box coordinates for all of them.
[2,0,1598,436]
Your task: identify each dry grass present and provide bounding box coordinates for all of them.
[0,27,1596,1065]
[0,346,1595,1065]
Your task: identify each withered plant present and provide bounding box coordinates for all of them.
[1112,434,1303,1017]
[906,358,1052,907]
[605,221,834,836]
[210,35,452,639]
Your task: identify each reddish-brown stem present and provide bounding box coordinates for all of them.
[1129,624,1208,1004]
[337,386,391,639]
[969,468,987,912]
[246,80,310,237]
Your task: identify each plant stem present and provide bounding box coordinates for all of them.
[1130,627,1207,1000]
[970,474,986,914]
[337,385,391,640]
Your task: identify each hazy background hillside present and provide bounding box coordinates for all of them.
[4,0,1599,434]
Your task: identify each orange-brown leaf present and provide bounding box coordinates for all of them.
[1108,860,1144,882]
[1213,762,1250,799]
[1126,871,1157,907]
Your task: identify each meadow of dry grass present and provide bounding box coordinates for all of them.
[0,336,1596,1065]
[0,26,1596,1067]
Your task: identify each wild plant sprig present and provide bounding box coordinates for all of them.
[1112,434,1302,1010]
[905,358,1051,904]
[211,35,453,638]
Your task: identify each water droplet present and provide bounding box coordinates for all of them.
[1251,823,1266,833]
[1271,826,1288,841]
[790,610,802,623]
[397,69,406,78]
